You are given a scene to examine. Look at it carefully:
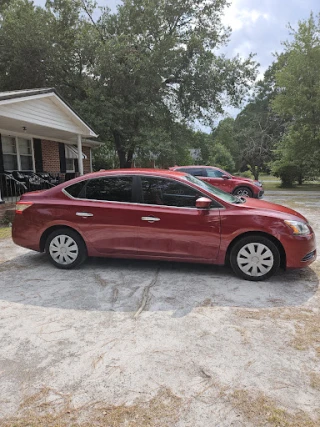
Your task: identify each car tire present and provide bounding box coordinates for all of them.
[233,187,253,198]
[230,235,280,281]
[45,228,87,269]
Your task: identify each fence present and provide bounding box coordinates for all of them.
[0,171,79,204]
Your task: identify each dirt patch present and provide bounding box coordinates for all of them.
[0,191,320,426]
[1,387,182,427]
[228,388,320,427]
[236,303,320,355]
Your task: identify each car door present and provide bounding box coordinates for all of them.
[134,176,221,262]
[202,168,231,192]
[64,175,140,256]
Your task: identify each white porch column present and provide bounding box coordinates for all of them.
[77,134,84,176]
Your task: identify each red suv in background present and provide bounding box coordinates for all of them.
[170,166,264,198]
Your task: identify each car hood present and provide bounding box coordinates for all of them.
[239,197,307,222]
[232,176,258,184]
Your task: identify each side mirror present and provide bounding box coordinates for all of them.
[221,174,230,179]
[196,197,212,209]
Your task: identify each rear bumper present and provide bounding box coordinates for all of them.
[12,214,41,252]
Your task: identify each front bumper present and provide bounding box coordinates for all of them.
[253,190,264,199]
[284,232,317,269]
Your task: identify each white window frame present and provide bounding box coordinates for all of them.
[65,158,75,173]
[2,134,35,172]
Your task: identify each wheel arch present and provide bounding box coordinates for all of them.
[225,231,286,269]
[40,225,86,253]
[232,185,254,196]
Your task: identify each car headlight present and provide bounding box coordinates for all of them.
[284,220,310,235]
[254,181,262,187]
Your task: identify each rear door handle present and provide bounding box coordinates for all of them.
[76,212,93,217]
[141,216,160,223]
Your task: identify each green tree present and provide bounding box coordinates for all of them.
[233,65,285,180]
[133,122,194,168]
[271,13,320,185]
[212,117,238,160]
[0,0,54,89]
[0,0,257,168]
[86,0,257,167]
[209,143,235,172]
[191,131,213,164]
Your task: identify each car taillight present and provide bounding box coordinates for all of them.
[15,202,33,214]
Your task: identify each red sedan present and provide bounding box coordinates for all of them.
[170,165,264,198]
[12,169,316,281]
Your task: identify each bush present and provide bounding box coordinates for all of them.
[272,163,300,187]
[234,170,254,179]
[209,143,235,172]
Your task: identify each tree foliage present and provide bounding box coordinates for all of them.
[0,0,258,168]
[271,13,320,185]
[209,142,235,172]
[234,93,284,180]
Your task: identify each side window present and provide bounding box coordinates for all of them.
[206,169,219,177]
[64,180,87,198]
[214,170,225,178]
[84,177,133,202]
[141,177,203,208]
[188,168,205,177]
[176,168,204,176]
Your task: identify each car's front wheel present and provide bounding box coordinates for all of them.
[230,235,280,281]
[45,228,87,269]
[233,187,253,198]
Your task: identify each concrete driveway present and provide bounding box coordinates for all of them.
[0,192,320,426]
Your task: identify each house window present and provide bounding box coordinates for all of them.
[2,135,34,171]
[18,138,33,170]
[65,158,75,172]
[2,136,18,170]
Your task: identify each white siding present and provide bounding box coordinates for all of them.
[0,97,83,134]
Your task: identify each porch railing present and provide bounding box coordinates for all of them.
[0,171,79,204]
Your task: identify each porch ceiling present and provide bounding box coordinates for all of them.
[0,116,98,146]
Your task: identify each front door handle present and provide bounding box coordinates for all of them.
[76,212,93,217]
[141,216,160,223]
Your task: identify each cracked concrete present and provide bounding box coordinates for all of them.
[0,191,320,426]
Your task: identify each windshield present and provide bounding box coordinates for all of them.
[184,174,238,204]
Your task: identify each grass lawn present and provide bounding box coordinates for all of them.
[0,227,11,240]
[260,174,320,191]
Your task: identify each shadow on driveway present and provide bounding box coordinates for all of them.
[0,252,318,316]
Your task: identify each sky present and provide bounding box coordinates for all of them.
[222,0,319,79]
[34,0,319,122]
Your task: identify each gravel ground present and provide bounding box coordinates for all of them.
[0,192,320,426]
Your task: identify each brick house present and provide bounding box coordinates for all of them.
[0,88,100,180]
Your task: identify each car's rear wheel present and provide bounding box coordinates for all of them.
[233,187,253,198]
[230,235,280,281]
[45,228,87,269]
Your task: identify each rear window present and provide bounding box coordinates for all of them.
[64,181,86,198]
[85,176,133,202]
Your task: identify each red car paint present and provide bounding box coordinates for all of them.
[12,169,316,273]
[170,165,264,198]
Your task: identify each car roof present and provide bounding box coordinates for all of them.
[65,168,188,183]
[173,165,216,169]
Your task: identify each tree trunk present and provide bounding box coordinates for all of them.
[113,130,134,168]
[249,164,260,180]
